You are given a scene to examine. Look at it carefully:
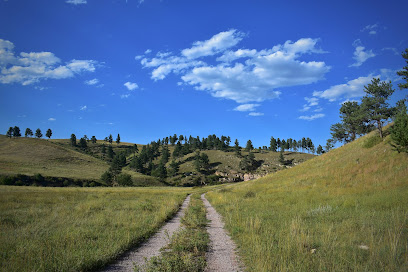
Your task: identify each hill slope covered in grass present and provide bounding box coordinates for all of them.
[207,129,408,271]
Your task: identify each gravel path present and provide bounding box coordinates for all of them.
[101,194,191,272]
[201,194,243,272]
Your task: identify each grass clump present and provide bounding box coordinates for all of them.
[138,194,209,272]
[0,186,189,271]
[362,134,382,148]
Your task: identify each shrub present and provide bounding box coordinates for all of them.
[363,134,382,148]
[117,173,133,186]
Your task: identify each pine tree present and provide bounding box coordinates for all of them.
[390,110,408,153]
[397,48,408,90]
[270,137,277,152]
[70,134,77,146]
[279,149,285,165]
[25,128,33,137]
[91,136,97,144]
[13,126,21,137]
[78,137,87,149]
[35,128,42,138]
[108,134,113,144]
[46,128,52,139]
[234,139,241,157]
[116,133,120,144]
[6,127,13,138]
[325,139,334,152]
[245,140,254,152]
[361,78,395,139]
[107,145,114,159]
[168,160,179,177]
[317,145,324,155]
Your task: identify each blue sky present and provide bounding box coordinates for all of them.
[1,0,407,148]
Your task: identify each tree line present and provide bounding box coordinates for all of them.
[6,127,52,139]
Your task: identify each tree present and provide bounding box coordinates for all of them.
[46,128,52,139]
[78,137,88,149]
[152,162,167,179]
[168,160,179,177]
[245,140,254,152]
[101,144,106,156]
[100,171,113,186]
[279,149,285,164]
[331,101,370,143]
[116,133,120,144]
[200,153,210,172]
[240,152,257,172]
[117,173,133,186]
[108,134,113,144]
[91,136,97,144]
[397,48,408,90]
[270,137,277,152]
[70,134,77,146]
[234,139,241,157]
[316,145,324,155]
[107,145,114,159]
[25,128,33,137]
[35,128,42,138]
[325,139,334,152]
[390,111,408,153]
[361,78,395,139]
[13,126,21,138]
[6,127,13,138]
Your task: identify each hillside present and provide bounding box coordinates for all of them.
[206,129,408,271]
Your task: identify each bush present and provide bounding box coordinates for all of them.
[363,134,382,148]
[117,173,133,186]
[63,180,70,187]
[100,171,113,186]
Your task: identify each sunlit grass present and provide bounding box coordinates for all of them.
[207,131,408,271]
[0,186,190,271]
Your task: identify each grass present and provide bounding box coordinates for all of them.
[139,194,209,272]
[206,130,408,271]
[0,186,190,272]
[0,136,109,180]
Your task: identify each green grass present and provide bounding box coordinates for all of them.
[139,194,209,272]
[0,136,109,180]
[206,130,408,271]
[0,186,190,271]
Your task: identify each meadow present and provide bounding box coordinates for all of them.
[206,131,408,271]
[0,186,190,272]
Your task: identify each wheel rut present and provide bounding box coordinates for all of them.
[101,194,191,272]
[201,193,243,272]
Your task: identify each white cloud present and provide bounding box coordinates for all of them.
[66,0,87,4]
[233,104,260,112]
[0,39,97,85]
[300,97,319,112]
[84,78,99,85]
[361,24,378,35]
[120,94,131,99]
[80,105,87,111]
[313,75,376,101]
[48,117,56,121]
[145,49,152,54]
[124,81,138,91]
[350,39,375,67]
[248,112,264,116]
[181,29,244,59]
[298,113,325,121]
[140,31,329,104]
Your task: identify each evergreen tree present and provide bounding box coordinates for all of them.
[325,139,335,152]
[117,173,133,186]
[239,152,257,171]
[390,111,408,153]
[281,139,286,151]
[107,145,114,159]
[25,128,33,137]
[179,135,184,144]
[277,138,281,151]
[168,160,179,177]
[108,134,113,144]
[293,140,298,152]
[13,126,21,137]
[70,134,77,146]
[101,144,106,155]
[35,128,42,138]
[46,128,52,139]
[6,127,13,138]
[91,136,97,144]
[78,137,88,149]
[270,137,277,152]
[234,139,241,157]
[361,78,395,139]
[317,145,324,155]
[397,48,408,90]
[116,133,120,144]
[100,171,113,186]
[245,140,254,152]
[161,145,170,164]
[200,153,210,172]
[151,162,167,179]
[279,149,285,164]
[194,151,202,172]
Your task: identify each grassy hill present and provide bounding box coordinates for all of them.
[206,129,408,271]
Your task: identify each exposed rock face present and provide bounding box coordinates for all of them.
[215,171,265,182]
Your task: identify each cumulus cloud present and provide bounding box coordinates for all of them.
[66,0,87,4]
[139,31,329,105]
[298,113,325,121]
[124,81,138,91]
[84,78,99,85]
[313,75,377,101]
[181,29,244,59]
[233,104,260,112]
[0,38,97,85]
[300,97,319,112]
[350,39,375,67]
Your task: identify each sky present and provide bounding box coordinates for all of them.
[1,0,407,148]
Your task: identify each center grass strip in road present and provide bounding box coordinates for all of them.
[0,186,189,272]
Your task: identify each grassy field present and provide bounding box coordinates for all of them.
[0,186,190,271]
[0,136,109,180]
[206,130,408,271]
